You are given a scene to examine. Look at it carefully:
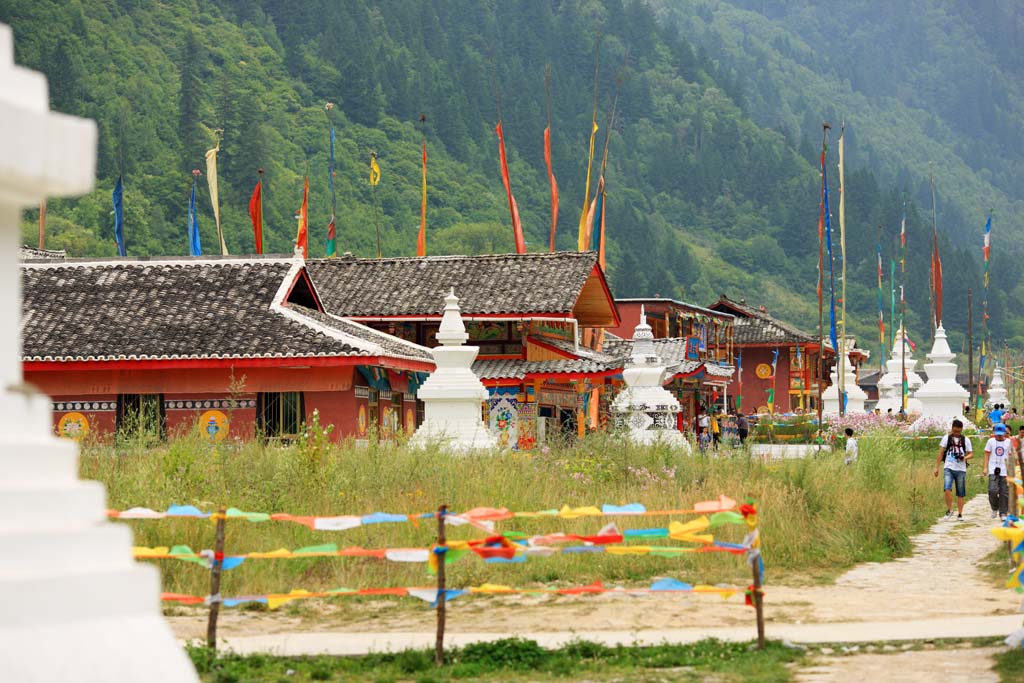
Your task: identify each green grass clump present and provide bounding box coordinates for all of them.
[82,430,959,598]
[186,638,802,682]
[994,646,1024,683]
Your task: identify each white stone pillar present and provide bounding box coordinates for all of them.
[0,23,197,682]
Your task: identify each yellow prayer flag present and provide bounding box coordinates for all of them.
[369,154,381,186]
[267,589,313,610]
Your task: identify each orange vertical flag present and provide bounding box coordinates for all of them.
[544,126,558,252]
[248,179,263,255]
[496,122,527,254]
[295,177,309,258]
[417,141,427,257]
[596,179,606,271]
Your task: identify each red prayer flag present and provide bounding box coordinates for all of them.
[248,179,263,254]
[417,141,427,257]
[544,125,558,252]
[933,232,943,325]
[295,177,309,258]
[496,122,527,254]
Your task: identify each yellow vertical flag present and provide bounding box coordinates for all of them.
[576,120,599,251]
[204,145,227,255]
[369,154,381,186]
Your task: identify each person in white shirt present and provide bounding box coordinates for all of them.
[984,423,1011,520]
[934,419,973,520]
[844,428,857,465]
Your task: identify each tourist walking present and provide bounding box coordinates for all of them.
[984,423,1011,520]
[736,412,749,445]
[934,419,973,520]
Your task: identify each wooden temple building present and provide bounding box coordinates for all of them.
[22,250,736,446]
[22,255,435,442]
[707,296,846,415]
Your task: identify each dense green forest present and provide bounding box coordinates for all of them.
[2,0,1020,355]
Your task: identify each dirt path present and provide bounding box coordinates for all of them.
[169,494,1017,642]
[794,645,1002,683]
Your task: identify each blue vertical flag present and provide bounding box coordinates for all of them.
[188,176,202,256]
[823,165,838,355]
[112,176,126,257]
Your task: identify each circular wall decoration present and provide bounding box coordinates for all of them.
[357,405,368,436]
[755,363,773,379]
[199,410,229,442]
[57,412,89,440]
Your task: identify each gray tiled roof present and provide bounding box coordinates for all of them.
[534,337,619,364]
[289,308,433,361]
[473,358,618,380]
[712,297,817,345]
[307,252,599,316]
[602,337,690,365]
[20,259,397,362]
[20,246,67,260]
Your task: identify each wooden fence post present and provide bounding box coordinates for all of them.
[435,504,448,667]
[751,557,765,650]
[206,507,227,651]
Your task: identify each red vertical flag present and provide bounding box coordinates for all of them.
[248,179,263,255]
[496,122,527,254]
[295,177,309,258]
[417,141,427,257]
[933,232,943,325]
[544,126,558,252]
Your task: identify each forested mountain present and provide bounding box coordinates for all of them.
[2,0,1019,353]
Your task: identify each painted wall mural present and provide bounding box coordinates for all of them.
[487,390,519,447]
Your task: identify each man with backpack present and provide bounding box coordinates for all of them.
[934,418,973,520]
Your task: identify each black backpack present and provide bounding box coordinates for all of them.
[943,434,966,463]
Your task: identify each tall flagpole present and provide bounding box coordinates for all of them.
[929,171,939,332]
[900,203,907,414]
[817,123,830,435]
[577,36,600,251]
[837,121,847,417]
[968,288,974,411]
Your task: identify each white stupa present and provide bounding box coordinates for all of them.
[0,23,198,682]
[410,289,496,451]
[822,338,868,415]
[912,325,974,428]
[986,365,1009,408]
[875,325,924,414]
[611,307,690,450]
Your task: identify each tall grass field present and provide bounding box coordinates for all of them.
[80,429,975,599]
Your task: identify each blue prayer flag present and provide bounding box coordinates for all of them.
[112,176,126,257]
[188,180,202,256]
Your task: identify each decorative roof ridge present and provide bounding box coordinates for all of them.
[309,251,597,265]
[22,351,369,362]
[20,254,299,271]
[268,261,386,358]
[319,311,433,357]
